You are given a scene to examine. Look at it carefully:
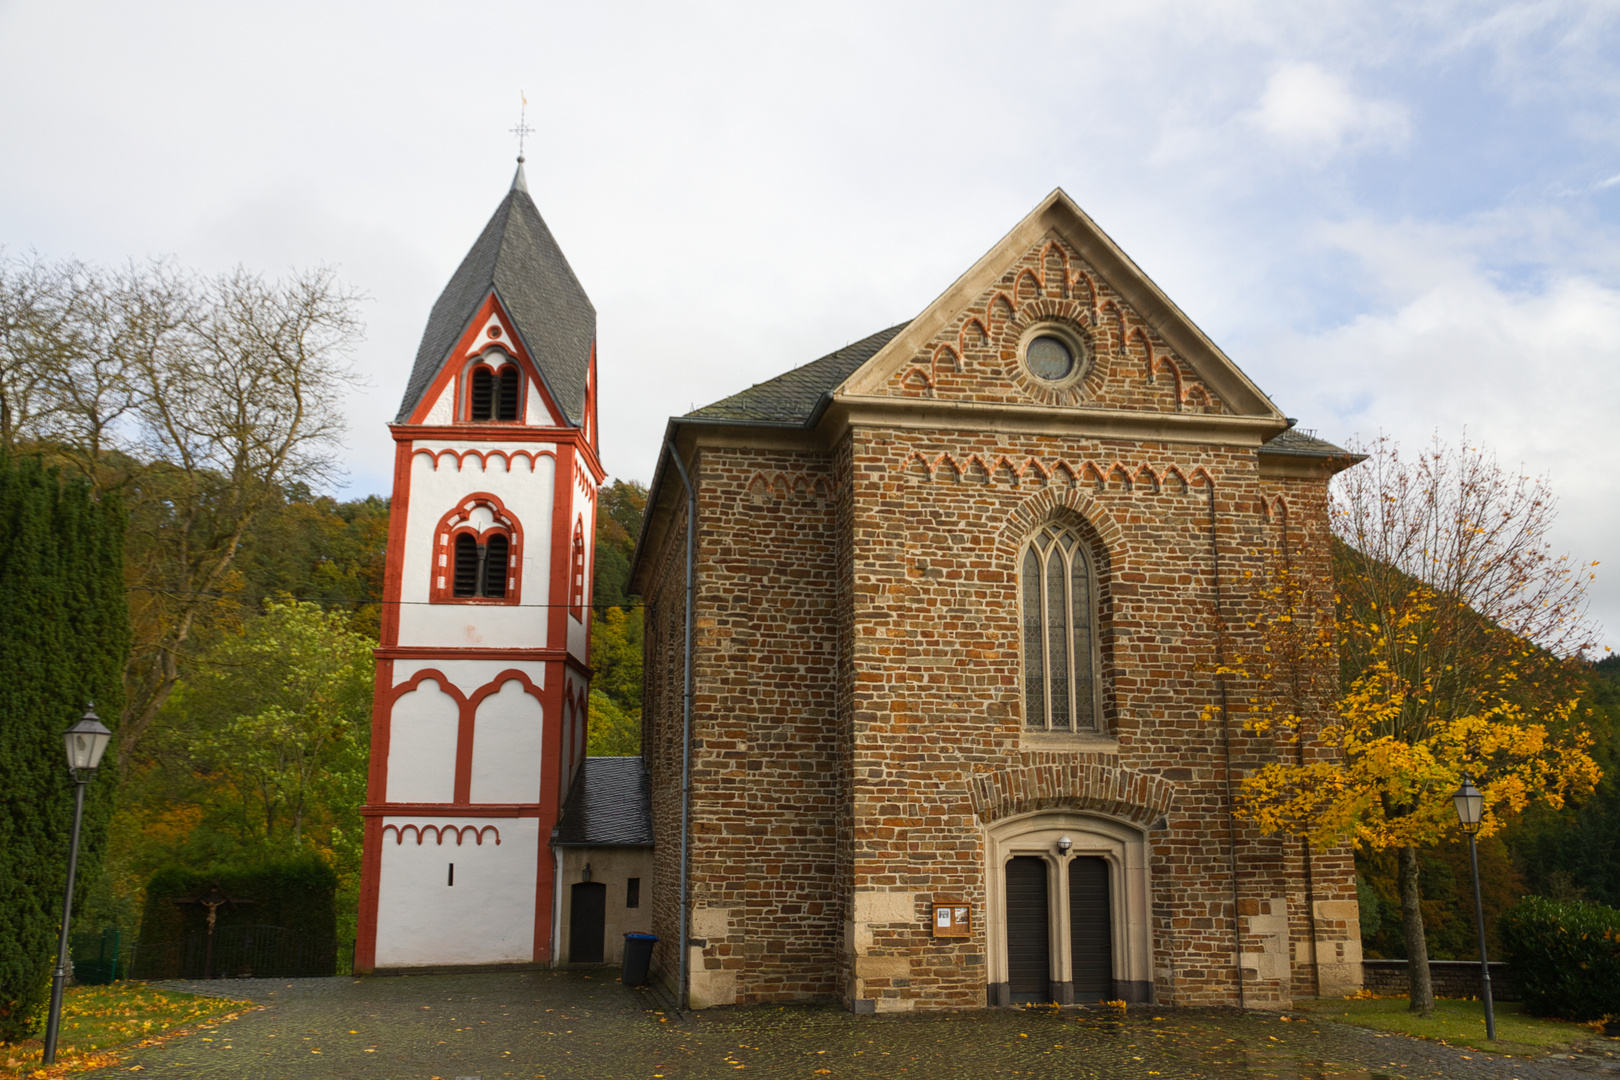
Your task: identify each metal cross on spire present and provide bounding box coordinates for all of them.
[509,91,535,163]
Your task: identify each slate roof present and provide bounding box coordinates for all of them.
[396,165,595,425]
[551,757,653,847]
[685,323,910,425]
[1259,427,1354,459]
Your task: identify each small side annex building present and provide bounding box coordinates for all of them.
[631,189,1364,1012]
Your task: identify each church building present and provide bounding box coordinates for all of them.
[632,189,1364,1010]
[353,161,637,972]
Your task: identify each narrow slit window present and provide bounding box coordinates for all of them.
[447,863,455,887]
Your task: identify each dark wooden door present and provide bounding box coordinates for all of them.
[1005,856,1051,1002]
[1068,856,1113,1001]
[569,882,606,963]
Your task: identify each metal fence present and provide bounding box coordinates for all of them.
[70,928,123,984]
[129,924,333,980]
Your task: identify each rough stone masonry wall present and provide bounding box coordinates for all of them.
[1266,471,1361,1000]
[642,497,689,991]
[838,424,1359,1010]
[651,447,845,1007]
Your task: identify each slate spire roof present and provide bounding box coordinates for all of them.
[395,165,596,425]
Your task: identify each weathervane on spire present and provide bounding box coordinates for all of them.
[510,92,534,163]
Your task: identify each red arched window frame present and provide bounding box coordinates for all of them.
[463,356,524,422]
[430,493,524,605]
[569,516,586,619]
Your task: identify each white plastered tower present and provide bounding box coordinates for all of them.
[355,161,601,971]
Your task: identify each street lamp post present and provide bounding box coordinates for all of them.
[1452,775,1496,1042]
[41,706,112,1066]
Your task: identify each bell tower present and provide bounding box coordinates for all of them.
[355,160,601,971]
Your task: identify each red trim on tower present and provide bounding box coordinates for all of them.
[361,803,543,818]
[410,447,557,472]
[355,813,383,972]
[403,294,568,428]
[393,423,576,443]
[452,670,546,805]
[379,441,414,647]
[427,492,526,606]
[375,646,570,661]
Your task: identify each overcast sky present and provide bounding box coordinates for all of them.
[3,1,1618,647]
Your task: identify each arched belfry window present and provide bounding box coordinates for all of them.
[466,357,523,422]
[1021,524,1099,731]
[432,494,524,605]
[569,517,586,619]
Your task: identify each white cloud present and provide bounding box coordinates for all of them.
[1250,217,1620,647]
[1248,62,1410,156]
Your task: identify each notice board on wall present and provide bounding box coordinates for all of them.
[932,902,971,937]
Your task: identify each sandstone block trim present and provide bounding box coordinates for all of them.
[969,761,1175,827]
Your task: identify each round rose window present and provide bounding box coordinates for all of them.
[1026,335,1074,381]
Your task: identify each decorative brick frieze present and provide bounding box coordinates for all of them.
[889,232,1223,415]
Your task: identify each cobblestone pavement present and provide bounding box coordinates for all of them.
[87,971,1620,1080]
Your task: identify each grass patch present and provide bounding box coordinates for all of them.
[1294,995,1598,1056]
[0,981,252,1078]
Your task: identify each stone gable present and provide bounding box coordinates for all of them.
[882,232,1224,415]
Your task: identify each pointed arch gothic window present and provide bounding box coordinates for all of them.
[1021,524,1099,731]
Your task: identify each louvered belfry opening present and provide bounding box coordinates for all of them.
[484,534,509,598]
[452,534,480,597]
[497,367,520,420]
[469,368,494,420]
[1004,856,1051,1003]
[1068,857,1114,1002]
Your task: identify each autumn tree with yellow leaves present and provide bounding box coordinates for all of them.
[1223,436,1601,1015]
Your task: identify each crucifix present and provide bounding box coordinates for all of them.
[509,91,535,164]
[171,882,254,979]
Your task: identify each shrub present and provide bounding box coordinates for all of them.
[132,853,338,979]
[1499,895,1620,1020]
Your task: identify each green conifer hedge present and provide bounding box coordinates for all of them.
[0,456,128,1043]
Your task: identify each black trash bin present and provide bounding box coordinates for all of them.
[622,932,657,986]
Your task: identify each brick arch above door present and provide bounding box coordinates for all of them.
[968,757,1176,829]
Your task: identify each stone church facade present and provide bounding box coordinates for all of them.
[632,189,1363,1011]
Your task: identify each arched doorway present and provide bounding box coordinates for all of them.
[984,812,1152,1005]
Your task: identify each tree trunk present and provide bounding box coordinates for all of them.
[1399,844,1434,1015]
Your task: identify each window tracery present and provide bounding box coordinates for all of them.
[1021,523,1099,731]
